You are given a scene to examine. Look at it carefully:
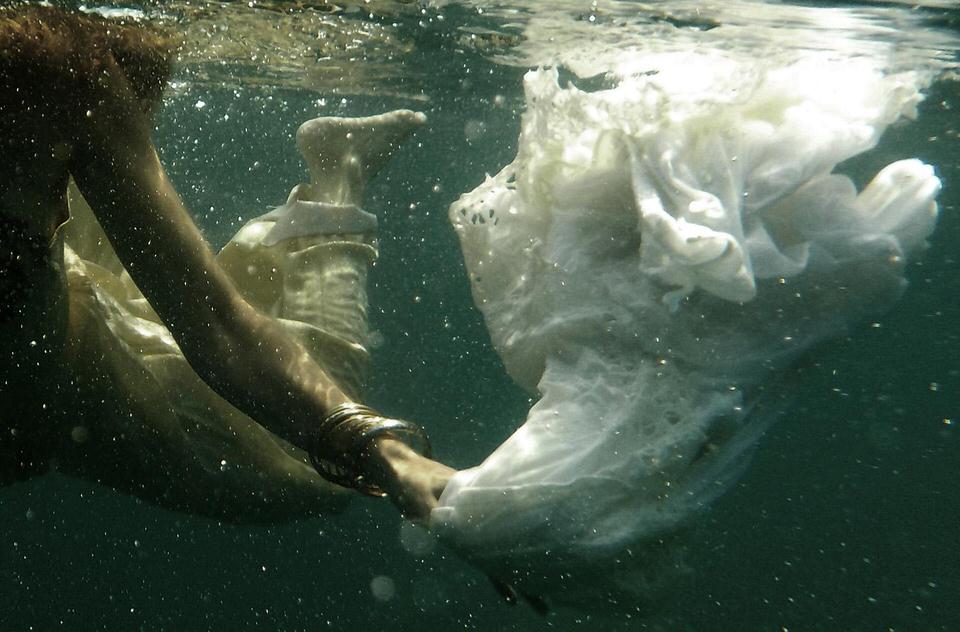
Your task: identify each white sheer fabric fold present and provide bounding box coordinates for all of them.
[433,56,940,606]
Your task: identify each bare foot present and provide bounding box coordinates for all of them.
[367,437,455,523]
[296,110,427,206]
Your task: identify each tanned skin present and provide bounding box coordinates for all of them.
[0,6,452,522]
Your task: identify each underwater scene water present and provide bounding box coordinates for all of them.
[2,0,960,629]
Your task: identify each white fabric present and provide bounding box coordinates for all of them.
[259,184,378,246]
[432,54,940,606]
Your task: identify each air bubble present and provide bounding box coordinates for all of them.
[370,575,396,602]
[70,426,89,444]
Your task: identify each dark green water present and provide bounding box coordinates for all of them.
[2,2,959,630]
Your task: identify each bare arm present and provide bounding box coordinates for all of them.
[64,56,454,518]
[68,59,351,449]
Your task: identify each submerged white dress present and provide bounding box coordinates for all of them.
[432,55,941,607]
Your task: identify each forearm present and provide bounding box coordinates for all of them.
[192,302,354,446]
[70,113,350,448]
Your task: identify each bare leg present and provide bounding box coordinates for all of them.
[296,109,427,207]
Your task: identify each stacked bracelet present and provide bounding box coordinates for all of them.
[308,402,432,497]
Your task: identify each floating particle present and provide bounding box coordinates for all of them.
[370,575,395,602]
